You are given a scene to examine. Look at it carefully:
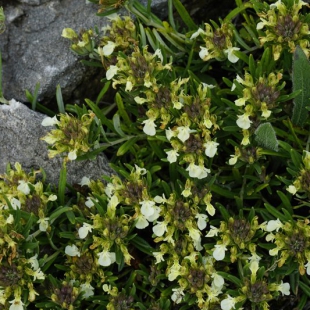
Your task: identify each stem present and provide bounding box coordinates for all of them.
[239,166,248,207]
[47,232,60,251]
[287,118,303,151]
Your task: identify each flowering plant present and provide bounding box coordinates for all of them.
[2,0,310,309]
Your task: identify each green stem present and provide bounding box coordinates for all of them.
[47,232,60,251]
[287,118,304,151]
[239,166,248,208]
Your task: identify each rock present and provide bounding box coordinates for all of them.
[0,0,168,106]
[0,100,115,185]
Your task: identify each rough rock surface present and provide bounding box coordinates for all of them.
[0,0,168,105]
[0,100,115,185]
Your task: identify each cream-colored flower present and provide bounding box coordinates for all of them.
[17,180,30,195]
[236,113,252,129]
[106,65,118,80]
[224,47,240,63]
[166,149,179,163]
[65,244,81,257]
[266,218,283,232]
[220,295,236,310]
[101,41,116,56]
[68,149,77,161]
[142,118,157,136]
[97,250,116,266]
[153,221,167,237]
[41,115,60,126]
[37,217,49,232]
[199,46,209,60]
[204,141,219,158]
[190,28,205,40]
[213,244,227,261]
[78,223,93,239]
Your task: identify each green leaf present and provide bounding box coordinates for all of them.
[113,113,126,137]
[85,98,114,132]
[56,85,65,114]
[299,281,310,297]
[58,165,67,205]
[117,137,139,156]
[131,235,154,255]
[291,45,310,126]
[115,92,131,126]
[96,81,111,104]
[254,122,278,151]
[49,206,73,223]
[264,203,286,222]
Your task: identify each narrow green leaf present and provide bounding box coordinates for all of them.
[299,281,310,298]
[264,203,286,222]
[96,81,111,104]
[139,23,147,47]
[31,83,40,111]
[85,98,114,132]
[58,165,67,205]
[115,92,131,126]
[217,272,243,287]
[56,85,65,114]
[292,45,310,126]
[49,206,72,223]
[131,235,154,255]
[254,122,278,151]
[113,113,126,137]
[216,202,230,221]
[117,137,139,156]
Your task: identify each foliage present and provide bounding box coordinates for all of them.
[2,0,310,309]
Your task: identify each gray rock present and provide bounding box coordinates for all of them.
[0,100,115,185]
[0,0,168,106]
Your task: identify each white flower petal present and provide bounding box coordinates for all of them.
[142,118,157,136]
[224,47,240,63]
[65,244,81,257]
[204,141,219,158]
[68,149,77,161]
[41,115,59,126]
[213,244,227,261]
[236,114,252,129]
[190,28,205,40]
[199,46,209,60]
[106,65,118,80]
[166,149,179,163]
[102,41,116,56]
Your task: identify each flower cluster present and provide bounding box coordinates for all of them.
[0,164,53,309]
[61,28,96,56]
[255,0,310,60]
[233,72,283,132]
[191,22,240,63]
[207,216,260,262]
[98,14,137,60]
[287,150,310,197]
[262,218,310,275]
[41,112,95,162]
